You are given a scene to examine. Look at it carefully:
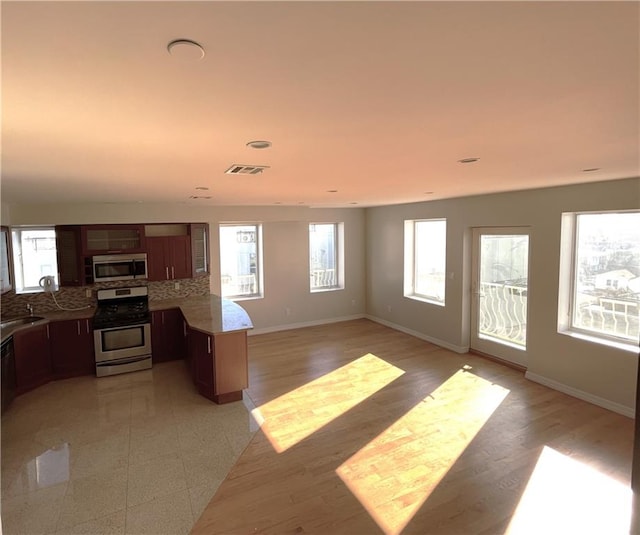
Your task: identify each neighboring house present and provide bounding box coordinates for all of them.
[594,269,636,292]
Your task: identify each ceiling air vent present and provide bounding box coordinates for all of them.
[225,164,270,175]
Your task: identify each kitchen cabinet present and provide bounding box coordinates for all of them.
[146,236,191,281]
[186,327,248,404]
[189,328,215,401]
[151,308,186,363]
[190,223,209,277]
[56,226,83,286]
[13,324,52,395]
[49,318,95,378]
[81,225,145,255]
[1,226,13,293]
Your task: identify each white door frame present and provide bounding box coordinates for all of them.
[470,227,531,368]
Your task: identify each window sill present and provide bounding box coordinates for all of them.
[225,294,263,302]
[14,288,45,295]
[310,286,343,294]
[558,329,639,354]
[404,294,445,307]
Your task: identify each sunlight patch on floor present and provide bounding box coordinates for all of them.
[253,353,405,453]
[336,365,509,535]
[505,445,632,535]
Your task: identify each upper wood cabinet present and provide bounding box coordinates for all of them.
[56,226,83,286]
[147,235,192,281]
[191,223,209,277]
[81,225,146,255]
[1,226,13,294]
[145,224,192,281]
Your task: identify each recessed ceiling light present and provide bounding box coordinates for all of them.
[246,140,272,149]
[167,39,205,60]
[350,202,358,205]
[424,191,434,195]
[582,168,601,172]
[195,186,209,191]
[327,190,338,193]
[458,157,479,164]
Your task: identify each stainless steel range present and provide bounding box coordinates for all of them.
[93,286,152,377]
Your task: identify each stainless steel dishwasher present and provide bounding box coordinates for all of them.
[1,336,16,413]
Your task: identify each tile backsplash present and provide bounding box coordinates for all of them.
[0,276,210,317]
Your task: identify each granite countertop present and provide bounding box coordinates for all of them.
[1,306,95,343]
[150,295,253,335]
[1,294,252,343]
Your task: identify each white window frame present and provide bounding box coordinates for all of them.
[404,218,447,306]
[11,226,59,294]
[558,210,640,351]
[219,223,264,301]
[309,222,344,293]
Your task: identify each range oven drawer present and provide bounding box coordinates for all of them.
[95,355,151,377]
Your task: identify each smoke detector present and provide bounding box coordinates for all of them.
[225,164,270,175]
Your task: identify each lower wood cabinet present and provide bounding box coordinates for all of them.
[49,319,95,378]
[186,328,248,404]
[151,308,186,363]
[13,324,52,395]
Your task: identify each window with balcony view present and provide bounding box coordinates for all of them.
[404,219,447,305]
[309,223,343,291]
[560,211,640,346]
[11,227,59,293]
[220,223,263,299]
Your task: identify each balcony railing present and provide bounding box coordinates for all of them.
[478,282,527,346]
[221,274,257,296]
[576,296,639,341]
[311,268,336,289]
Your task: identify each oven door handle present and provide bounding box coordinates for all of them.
[95,323,149,333]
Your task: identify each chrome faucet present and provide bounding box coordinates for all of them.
[26,303,33,316]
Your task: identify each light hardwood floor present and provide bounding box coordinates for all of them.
[192,319,635,535]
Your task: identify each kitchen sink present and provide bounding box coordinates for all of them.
[0,316,46,329]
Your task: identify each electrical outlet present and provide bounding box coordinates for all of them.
[174,282,180,290]
[387,305,392,313]
[285,307,291,317]
[352,299,356,306]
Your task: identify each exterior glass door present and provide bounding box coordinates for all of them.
[471,228,530,368]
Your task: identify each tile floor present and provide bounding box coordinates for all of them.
[1,361,259,534]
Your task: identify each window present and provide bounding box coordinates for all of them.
[404,219,446,305]
[309,223,344,292]
[11,227,59,293]
[219,223,263,299]
[559,211,640,346]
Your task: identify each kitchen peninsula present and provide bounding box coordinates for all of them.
[151,294,253,404]
[1,294,253,408]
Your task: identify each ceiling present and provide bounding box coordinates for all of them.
[2,1,638,208]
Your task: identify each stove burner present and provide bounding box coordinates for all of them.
[93,288,150,329]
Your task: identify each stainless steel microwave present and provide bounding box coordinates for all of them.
[92,253,148,282]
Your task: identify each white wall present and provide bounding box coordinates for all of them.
[7,203,367,332]
[366,177,640,415]
[1,203,10,226]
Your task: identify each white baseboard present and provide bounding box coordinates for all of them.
[525,371,634,418]
[248,314,366,336]
[365,314,469,354]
